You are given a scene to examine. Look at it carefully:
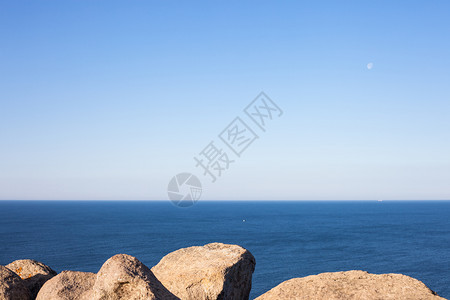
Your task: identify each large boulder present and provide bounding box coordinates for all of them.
[6,259,57,298]
[151,243,256,300]
[255,270,445,300]
[92,254,178,300]
[36,271,96,300]
[0,265,32,300]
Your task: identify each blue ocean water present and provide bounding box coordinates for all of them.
[0,201,449,299]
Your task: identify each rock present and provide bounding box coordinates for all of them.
[36,271,96,300]
[6,259,57,298]
[36,271,95,300]
[255,270,445,300]
[92,254,178,300]
[152,242,256,300]
[0,265,32,300]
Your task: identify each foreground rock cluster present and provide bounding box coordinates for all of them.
[0,243,445,300]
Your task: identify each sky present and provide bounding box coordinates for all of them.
[0,1,449,200]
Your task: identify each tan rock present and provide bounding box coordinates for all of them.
[151,242,256,300]
[36,271,95,300]
[255,270,446,300]
[92,254,178,300]
[6,259,57,299]
[0,265,32,300]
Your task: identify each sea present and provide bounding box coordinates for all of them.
[0,200,449,299]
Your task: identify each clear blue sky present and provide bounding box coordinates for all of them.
[1,1,449,200]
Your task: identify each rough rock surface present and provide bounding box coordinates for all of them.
[255,270,445,300]
[6,259,57,298]
[36,271,96,300]
[92,254,178,300]
[152,242,256,300]
[0,265,32,300]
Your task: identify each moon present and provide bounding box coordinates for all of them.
[367,62,374,70]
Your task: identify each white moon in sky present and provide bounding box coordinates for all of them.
[367,62,374,70]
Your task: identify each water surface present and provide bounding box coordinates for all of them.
[1,200,449,299]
